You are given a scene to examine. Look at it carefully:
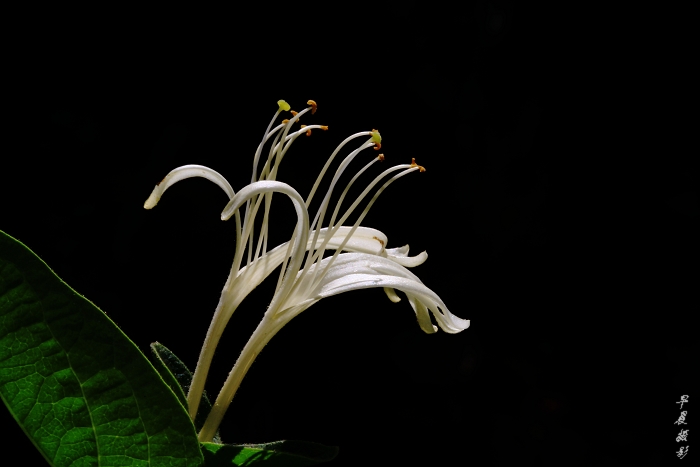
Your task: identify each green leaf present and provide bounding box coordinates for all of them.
[149,342,191,411]
[0,229,204,467]
[201,440,338,467]
[149,341,221,443]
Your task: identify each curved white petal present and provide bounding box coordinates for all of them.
[297,252,424,287]
[220,180,309,316]
[144,164,235,209]
[319,273,468,334]
[278,253,469,334]
[323,226,386,255]
[211,226,393,328]
[408,296,438,334]
[383,287,402,303]
[233,226,388,287]
[384,244,428,267]
[385,245,409,256]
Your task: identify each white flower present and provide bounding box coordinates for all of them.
[144,100,469,442]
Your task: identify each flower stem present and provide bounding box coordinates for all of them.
[197,314,284,442]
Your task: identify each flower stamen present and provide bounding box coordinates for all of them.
[410,157,426,172]
[307,99,317,114]
[300,164,422,300]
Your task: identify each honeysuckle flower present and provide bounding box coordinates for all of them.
[144,99,469,442]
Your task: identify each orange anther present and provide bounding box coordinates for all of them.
[410,158,426,172]
[320,125,329,131]
[282,119,290,124]
[377,154,385,161]
[290,110,298,117]
[307,99,317,114]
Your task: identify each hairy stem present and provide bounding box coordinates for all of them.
[198,315,284,442]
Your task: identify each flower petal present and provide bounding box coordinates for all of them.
[315,226,386,255]
[384,244,428,267]
[383,287,402,303]
[280,253,469,334]
[220,180,309,317]
[408,296,438,333]
[144,164,235,209]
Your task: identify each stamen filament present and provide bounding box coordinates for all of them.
[248,110,320,267]
[307,166,421,294]
[325,155,383,249]
[304,132,373,208]
[303,138,377,271]
[302,154,380,277]
[298,165,420,301]
[245,106,312,268]
[254,124,328,263]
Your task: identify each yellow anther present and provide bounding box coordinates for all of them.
[278,100,291,111]
[377,153,385,161]
[300,124,307,128]
[307,99,317,114]
[370,129,382,150]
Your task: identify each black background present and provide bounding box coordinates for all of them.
[2,2,695,466]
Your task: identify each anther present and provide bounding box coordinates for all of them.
[281,119,290,124]
[320,125,329,131]
[377,154,385,161]
[370,129,382,150]
[307,99,317,114]
[290,110,298,117]
[277,100,291,111]
[410,158,426,172]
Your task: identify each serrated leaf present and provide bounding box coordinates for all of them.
[0,229,204,467]
[149,341,220,443]
[201,440,338,467]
